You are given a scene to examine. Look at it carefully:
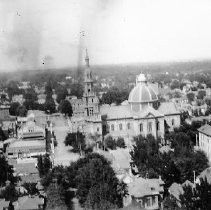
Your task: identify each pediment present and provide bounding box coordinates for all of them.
[144,112,156,118]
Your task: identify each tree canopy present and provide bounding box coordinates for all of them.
[58,100,73,117]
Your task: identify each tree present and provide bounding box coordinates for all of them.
[163,196,181,210]
[186,92,195,103]
[0,156,16,186]
[70,83,83,98]
[197,90,206,100]
[1,184,20,202]
[180,178,211,210]
[37,154,52,177]
[74,153,127,208]
[64,132,86,154]
[105,135,116,150]
[16,105,27,117]
[44,97,56,114]
[170,80,180,90]
[9,102,21,116]
[58,100,73,117]
[56,87,68,104]
[46,182,67,210]
[116,137,126,148]
[100,87,129,105]
[130,134,160,178]
[23,88,38,110]
[7,80,21,100]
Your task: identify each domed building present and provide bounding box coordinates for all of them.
[99,73,180,147]
[70,51,181,148]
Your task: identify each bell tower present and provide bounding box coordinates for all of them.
[83,49,99,117]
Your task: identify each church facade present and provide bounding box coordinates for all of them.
[69,51,181,147]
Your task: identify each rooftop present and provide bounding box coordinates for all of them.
[7,139,46,149]
[198,124,211,136]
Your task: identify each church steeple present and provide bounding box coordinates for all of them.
[85,48,89,67]
[83,49,99,117]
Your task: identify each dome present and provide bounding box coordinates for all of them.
[128,83,158,103]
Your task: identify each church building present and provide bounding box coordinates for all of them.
[69,51,181,147]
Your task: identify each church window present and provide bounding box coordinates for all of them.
[140,123,143,132]
[119,123,123,130]
[148,122,152,133]
[111,124,114,131]
[172,119,175,126]
[97,127,100,132]
[127,123,131,129]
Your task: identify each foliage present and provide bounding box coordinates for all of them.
[105,135,116,150]
[180,178,211,210]
[73,153,127,208]
[130,134,160,178]
[69,83,83,98]
[22,182,39,195]
[100,87,129,105]
[9,102,21,116]
[46,182,67,210]
[64,132,86,153]
[1,184,20,202]
[116,137,126,148]
[15,105,27,117]
[23,88,38,110]
[37,154,52,177]
[58,99,73,116]
[56,86,68,104]
[197,90,206,100]
[44,97,56,114]
[170,80,180,90]
[186,92,195,103]
[131,129,208,188]
[0,156,16,186]
[163,196,181,210]
[7,80,22,100]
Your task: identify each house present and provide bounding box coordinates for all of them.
[196,124,211,162]
[13,195,44,210]
[0,199,10,210]
[124,176,164,209]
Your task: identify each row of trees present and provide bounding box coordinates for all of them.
[130,132,208,189]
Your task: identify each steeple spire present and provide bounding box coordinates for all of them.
[85,48,89,67]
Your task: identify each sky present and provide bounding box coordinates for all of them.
[1,0,211,71]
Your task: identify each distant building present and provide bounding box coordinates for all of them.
[197,124,211,162]
[6,113,46,159]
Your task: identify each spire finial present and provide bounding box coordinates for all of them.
[85,48,89,67]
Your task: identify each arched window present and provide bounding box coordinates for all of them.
[172,119,175,126]
[111,124,115,131]
[119,123,123,130]
[148,122,152,133]
[157,121,160,131]
[140,123,143,132]
[127,122,131,130]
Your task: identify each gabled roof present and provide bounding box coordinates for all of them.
[158,102,180,115]
[197,167,211,184]
[100,104,133,120]
[198,124,211,136]
[100,104,163,120]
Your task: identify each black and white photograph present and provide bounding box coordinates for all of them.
[0,0,211,209]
